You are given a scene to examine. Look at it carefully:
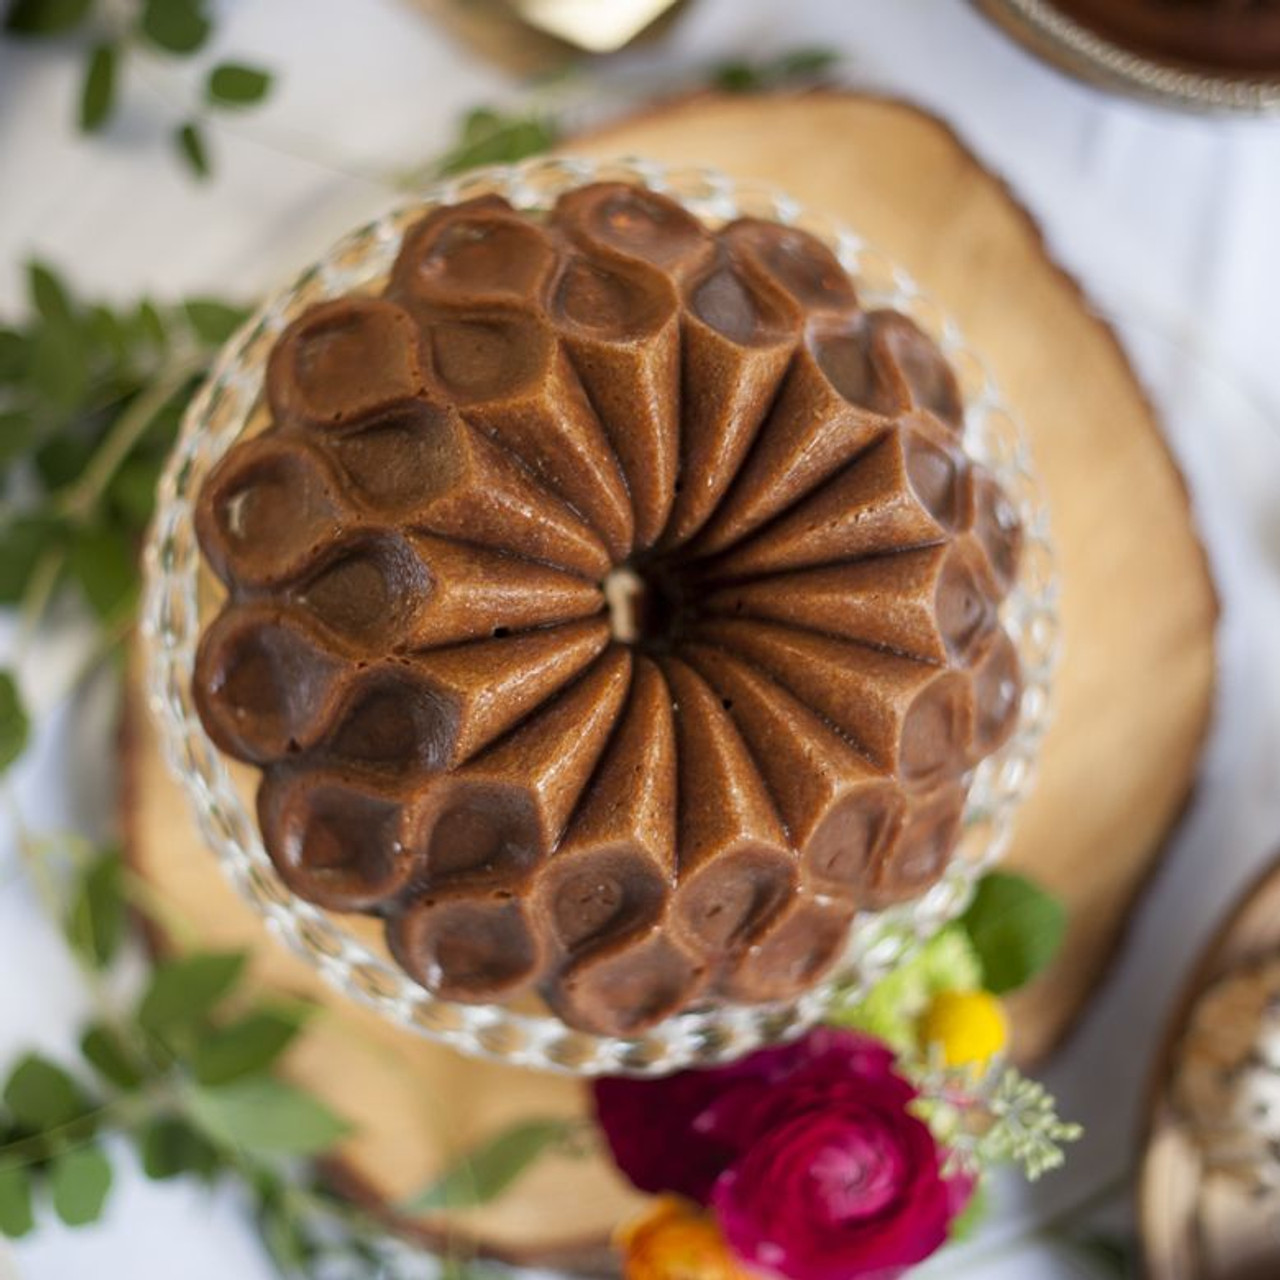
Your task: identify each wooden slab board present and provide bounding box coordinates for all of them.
[122,90,1217,1264]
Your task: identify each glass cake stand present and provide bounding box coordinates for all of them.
[139,156,1059,1077]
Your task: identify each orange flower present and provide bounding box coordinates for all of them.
[619,1197,756,1280]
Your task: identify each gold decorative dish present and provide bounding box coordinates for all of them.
[976,0,1280,114]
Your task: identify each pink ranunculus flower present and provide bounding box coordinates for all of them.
[593,1029,972,1280]
[592,1037,812,1203]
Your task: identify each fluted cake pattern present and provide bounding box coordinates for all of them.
[192,183,1023,1038]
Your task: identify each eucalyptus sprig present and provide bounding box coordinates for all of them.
[3,0,274,178]
[0,262,250,763]
[0,841,343,1245]
[0,840,583,1275]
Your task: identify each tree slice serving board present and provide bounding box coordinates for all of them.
[121,90,1217,1264]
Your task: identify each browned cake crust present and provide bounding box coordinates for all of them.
[1051,0,1280,74]
[191,183,1024,1037]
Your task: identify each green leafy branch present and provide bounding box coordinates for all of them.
[0,262,252,770]
[0,840,340,1243]
[0,836,583,1274]
[4,0,274,178]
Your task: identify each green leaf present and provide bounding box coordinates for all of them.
[79,43,118,132]
[28,318,88,408]
[0,411,37,472]
[4,0,92,35]
[437,110,558,177]
[206,63,272,108]
[175,121,210,178]
[775,46,840,80]
[66,849,126,969]
[134,299,168,349]
[84,304,131,366]
[0,328,31,382]
[0,673,30,777]
[183,298,249,345]
[35,430,96,488]
[0,1164,34,1239]
[66,524,137,620]
[256,1192,315,1271]
[460,106,502,142]
[712,60,760,93]
[3,1054,87,1129]
[188,1077,349,1156]
[139,1115,219,1180]
[140,0,210,54]
[949,1181,988,1242]
[138,385,188,450]
[108,453,165,529]
[28,262,76,329]
[137,951,246,1038]
[959,872,1067,996]
[712,46,839,94]
[80,1024,144,1091]
[49,1145,112,1227]
[0,515,66,605]
[403,1119,572,1212]
[192,1008,306,1086]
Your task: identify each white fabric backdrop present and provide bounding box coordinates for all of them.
[3,1,1280,1275]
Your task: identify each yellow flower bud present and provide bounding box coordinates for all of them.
[918,989,1008,1068]
[618,1197,754,1280]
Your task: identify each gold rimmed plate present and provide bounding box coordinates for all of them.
[976,0,1280,115]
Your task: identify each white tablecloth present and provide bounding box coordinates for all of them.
[3,1,1280,1276]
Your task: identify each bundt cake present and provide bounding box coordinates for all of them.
[192,182,1024,1037]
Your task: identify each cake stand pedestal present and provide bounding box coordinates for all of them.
[121,89,1217,1264]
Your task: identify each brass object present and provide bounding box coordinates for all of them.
[976,0,1280,114]
[405,0,687,72]
[511,0,685,52]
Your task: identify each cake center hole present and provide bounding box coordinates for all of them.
[603,565,683,649]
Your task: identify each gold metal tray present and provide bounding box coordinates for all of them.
[976,0,1280,115]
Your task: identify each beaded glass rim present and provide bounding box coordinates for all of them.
[140,155,1059,1077]
[978,0,1280,114]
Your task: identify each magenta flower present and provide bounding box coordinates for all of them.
[592,1037,811,1203]
[593,1029,972,1280]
